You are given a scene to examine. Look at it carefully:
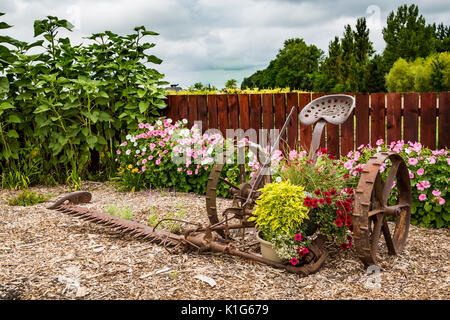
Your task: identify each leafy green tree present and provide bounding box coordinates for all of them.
[365,55,388,92]
[382,4,436,69]
[240,38,322,90]
[315,18,374,92]
[224,79,238,89]
[433,23,450,53]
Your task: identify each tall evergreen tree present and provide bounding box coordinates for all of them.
[382,4,435,68]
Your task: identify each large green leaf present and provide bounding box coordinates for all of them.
[0,76,9,93]
[139,101,150,113]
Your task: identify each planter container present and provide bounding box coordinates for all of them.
[256,231,283,263]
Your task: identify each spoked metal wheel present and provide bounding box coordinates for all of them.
[354,151,412,266]
[205,163,268,238]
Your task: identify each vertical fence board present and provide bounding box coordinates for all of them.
[371,93,385,144]
[404,92,419,143]
[286,92,299,151]
[217,95,228,135]
[299,93,312,151]
[438,92,450,149]
[341,111,354,157]
[207,95,218,129]
[187,95,198,127]
[274,93,286,152]
[386,93,402,144]
[420,92,437,149]
[250,94,262,144]
[228,94,239,130]
[262,94,274,130]
[178,95,188,121]
[262,93,274,147]
[197,95,208,132]
[239,94,250,131]
[355,93,370,149]
[166,96,175,120]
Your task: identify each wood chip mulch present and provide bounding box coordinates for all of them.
[0,181,449,300]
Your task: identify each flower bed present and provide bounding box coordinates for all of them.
[341,140,449,228]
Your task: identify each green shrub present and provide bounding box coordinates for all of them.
[386,52,450,92]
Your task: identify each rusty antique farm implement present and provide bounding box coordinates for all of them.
[47,94,412,276]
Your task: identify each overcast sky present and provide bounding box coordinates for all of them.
[1,0,449,89]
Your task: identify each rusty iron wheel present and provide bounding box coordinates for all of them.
[205,162,266,237]
[353,151,412,266]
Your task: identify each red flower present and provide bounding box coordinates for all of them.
[346,188,354,195]
[343,173,350,179]
[311,199,318,208]
[323,191,330,197]
[290,257,298,265]
[346,198,354,204]
[302,247,309,255]
[335,219,343,227]
[304,197,312,207]
[329,189,336,196]
[336,208,343,215]
[318,198,325,204]
[340,242,348,250]
[328,154,335,160]
[314,190,321,196]
[320,148,328,154]
[294,233,302,241]
[325,197,332,204]
[336,200,343,207]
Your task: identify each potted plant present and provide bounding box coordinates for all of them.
[249,148,356,266]
[248,180,312,264]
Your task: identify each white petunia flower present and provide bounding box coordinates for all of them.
[136,150,140,154]
[126,149,131,155]
[275,176,282,183]
[156,120,162,126]
[126,134,132,141]
[182,119,188,124]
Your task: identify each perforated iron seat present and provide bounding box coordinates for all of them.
[299,94,355,126]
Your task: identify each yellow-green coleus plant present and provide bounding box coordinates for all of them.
[248,181,310,240]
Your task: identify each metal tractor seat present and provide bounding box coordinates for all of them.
[299,94,355,161]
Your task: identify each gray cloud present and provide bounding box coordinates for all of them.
[1,0,449,89]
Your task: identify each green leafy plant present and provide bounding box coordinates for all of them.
[0,13,167,187]
[105,204,134,220]
[249,181,312,263]
[7,190,49,206]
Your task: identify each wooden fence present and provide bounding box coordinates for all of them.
[163,92,449,158]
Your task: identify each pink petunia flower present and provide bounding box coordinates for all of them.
[409,173,414,179]
[432,190,441,197]
[421,181,430,188]
[417,168,424,176]
[438,197,445,205]
[416,183,425,191]
[408,158,418,165]
[376,139,384,146]
[418,194,427,201]
[155,159,161,165]
[294,234,302,241]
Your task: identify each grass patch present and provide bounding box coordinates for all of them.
[105,204,134,220]
[147,202,187,233]
[7,190,51,206]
